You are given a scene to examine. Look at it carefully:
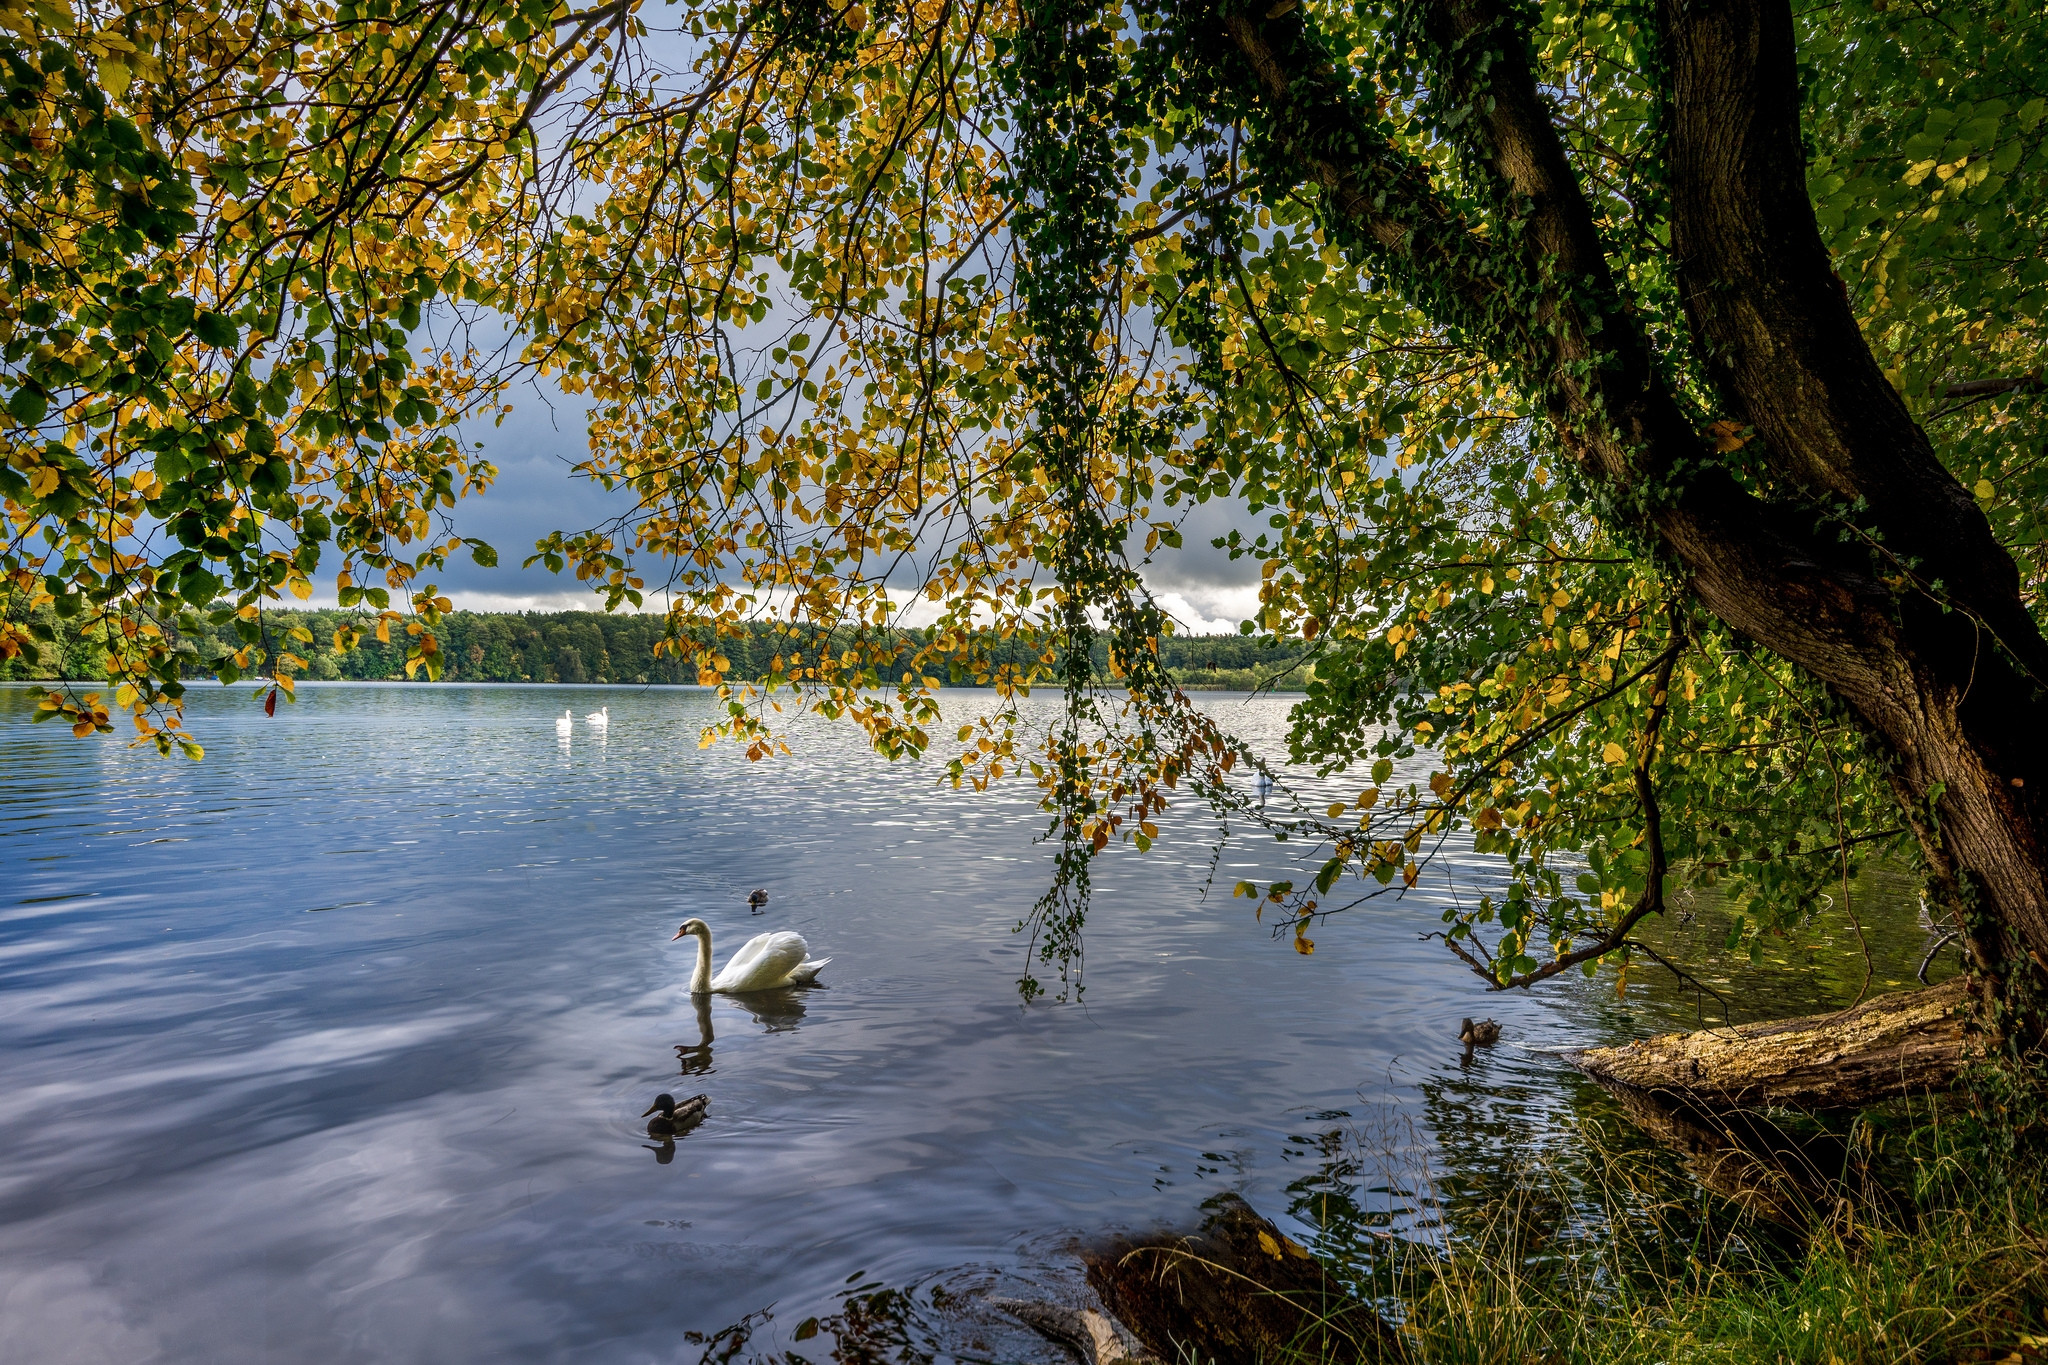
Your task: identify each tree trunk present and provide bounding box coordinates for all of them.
[1568,979,1970,1110]
[1656,0,2048,1008]
[1083,1194,1406,1364]
[1209,0,2048,1009]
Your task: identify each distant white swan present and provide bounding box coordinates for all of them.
[555,707,573,735]
[672,917,829,993]
[585,705,609,727]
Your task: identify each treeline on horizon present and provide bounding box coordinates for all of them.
[1,603,1316,692]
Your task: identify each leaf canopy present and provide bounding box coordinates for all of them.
[4,0,2041,992]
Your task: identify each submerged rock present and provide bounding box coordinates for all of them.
[1079,1194,1406,1364]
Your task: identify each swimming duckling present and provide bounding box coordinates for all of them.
[747,888,769,914]
[642,1092,709,1138]
[1459,1017,1501,1047]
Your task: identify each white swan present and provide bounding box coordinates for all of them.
[585,705,609,727]
[555,707,573,735]
[672,917,829,993]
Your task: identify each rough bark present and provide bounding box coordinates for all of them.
[1569,979,1970,1110]
[1083,1194,1406,1364]
[1209,0,2048,1006]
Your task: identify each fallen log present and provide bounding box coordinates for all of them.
[1568,979,1970,1110]
[1082,1193,1406,1364]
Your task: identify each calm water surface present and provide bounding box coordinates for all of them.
[0,683,1941,1362]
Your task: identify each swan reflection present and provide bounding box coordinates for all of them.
[725,985,807,1033]
[675,992,715,1075]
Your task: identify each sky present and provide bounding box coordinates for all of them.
[375,8,1273,638]
[405,378,1269,637]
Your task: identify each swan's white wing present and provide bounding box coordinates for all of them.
[711,931,809,991]
[711,931,776,981]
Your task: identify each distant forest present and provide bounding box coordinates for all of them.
[2,604,1315,691]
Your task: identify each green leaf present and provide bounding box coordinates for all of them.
[192,311,238,348]
[7,387,48,425]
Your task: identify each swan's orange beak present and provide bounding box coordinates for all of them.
[671,925,688,941]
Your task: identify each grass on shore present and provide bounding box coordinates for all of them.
[1362,1112,2048,1365]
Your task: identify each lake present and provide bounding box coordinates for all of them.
[0,683,1945,1363]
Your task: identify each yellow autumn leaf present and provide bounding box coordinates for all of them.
[99,59,131,98]
[1974,479,1995,501]
[1707,419,1749,452]
[1602,742,1629,765]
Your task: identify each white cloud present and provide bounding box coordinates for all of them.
[1148,584,1259,637]
[302,571,1259,636]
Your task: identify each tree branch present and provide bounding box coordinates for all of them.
[1490,605,1686,991]
[1943,371,2043,399]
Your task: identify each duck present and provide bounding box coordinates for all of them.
[555,707,573,736]
[1459,1017,1501,1047]
[642,1092,709,1138]
[585,705,609,728]
[747,888,769,914]
[671,917,830,993]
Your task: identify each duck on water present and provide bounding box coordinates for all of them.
[1460,1017,1501,1047]
[642,1092,709,1138]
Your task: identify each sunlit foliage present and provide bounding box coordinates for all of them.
[5,0,2041,992]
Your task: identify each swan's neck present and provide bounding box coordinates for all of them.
[687,925,713,993]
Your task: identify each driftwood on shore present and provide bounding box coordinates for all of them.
[1079,1193,1406,1365]
[1568,979,1969,1110]
[990,1298,1157,1365]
